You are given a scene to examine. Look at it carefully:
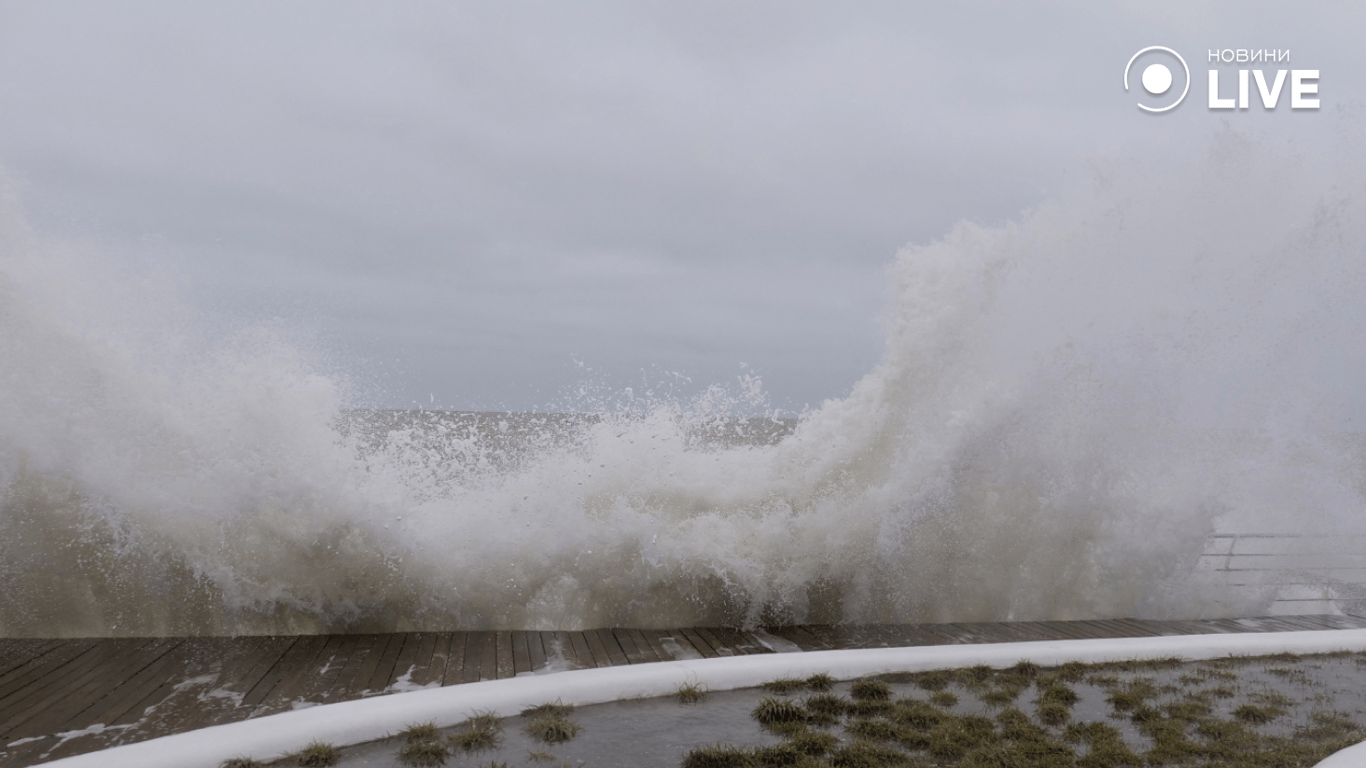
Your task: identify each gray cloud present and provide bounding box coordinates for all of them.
[1,0,1362,410]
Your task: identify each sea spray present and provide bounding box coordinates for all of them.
[2,131,1365,637]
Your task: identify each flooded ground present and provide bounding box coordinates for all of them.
[255,651,1366,768]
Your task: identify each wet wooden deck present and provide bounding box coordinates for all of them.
[4,614,1366,767]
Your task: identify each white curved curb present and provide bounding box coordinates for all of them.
[32,629,1366,768]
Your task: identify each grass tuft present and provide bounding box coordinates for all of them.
[220,758,263,768]
[525,714,580,744]
[678,680,709,704]
[520,699,574,718]
[763,677,809,694]
[806,673,836,691]
[294,741,340,768]
[849,679,893,701]
[450,713,503,753]
[401,721,440,742]
[754,696,808,726]
[929,691,959,708]
[828,741,913,767]
[397,739,450,767]
[682,743,758,768]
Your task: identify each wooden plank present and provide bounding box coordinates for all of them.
[0,640,63,678]
[947,623,1027,644]
[441,632,468,687]
[0,641,113,726]
[610,629,646,664]
[0,640,99,708]
[2,638,146,739]
[56,638,191,733]
[596,628,631,666]
[511,632,531,676]
[388,632,425,688]
[321,634,383,703]
[527,632,548,672]
[545,631,577,669]
[107,637,234,728]
[764,625,825,647]
[692,627,735,656]
[81,638,239,749]
[409,632,447,687]
[678,628,721,658]
[792,625,840,650]
[12,638,178,739]
[494,631,514,679]
[473,632,498,682]
[1025,621,1095,641]
[567,631,597,668]
[364,633,411,694]
[238,636,315,709]
[1265,615,1333,632]
[252,635,332,716]
[43,637,186,736]
[635,629,672,661]
[303,634,366,700]
[581,629,615,667]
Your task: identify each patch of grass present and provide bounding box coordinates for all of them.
[963,665,995,687]
[846,718,900,741]
[996,708,1046,742]
[678,681,709,704]
[849,679,893,701]
[526,751,557,763]
[397,739,450,768]
[912,670,951,691]
[981,688,1020,707]
[1232,703,1282,724]
[788,730,839,756]
[449,713,503,753]
[1056,662,1087,683]
[848,699,894,718]
[1036,701,1070,727]
[450,728,502,753]
[754,696,809,726]
[294,741,340,768]
[806,673,835,691]
[764,677,809,694]
[1009,660,1041,678]
[766,721,811,737]
[1296,710,1360,740]
[828,741,913,767]
[220,758,263,768]
[805,693,848,718]
[525,715,579,744]
[682,743,758,768]
[401,721,440,742]
[928,716,996,762]
[464,711,502,732]
[1161,700,1212,722]
[1036,680,1078,707]
[893,700,945,730]
[520,700,574,718]
[751,743,812,767]
[929,691,958,708]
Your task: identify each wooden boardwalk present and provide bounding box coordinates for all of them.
[4,614,1366,766]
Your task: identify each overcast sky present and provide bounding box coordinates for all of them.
[1,1,1362,411]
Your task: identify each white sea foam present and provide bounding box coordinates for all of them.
[2,130,1365,636]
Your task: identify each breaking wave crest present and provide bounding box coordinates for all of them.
[3,131,1366,636]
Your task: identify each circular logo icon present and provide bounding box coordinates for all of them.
[1124,46,1189,112]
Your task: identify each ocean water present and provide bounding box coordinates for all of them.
[3,131,1366,637]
